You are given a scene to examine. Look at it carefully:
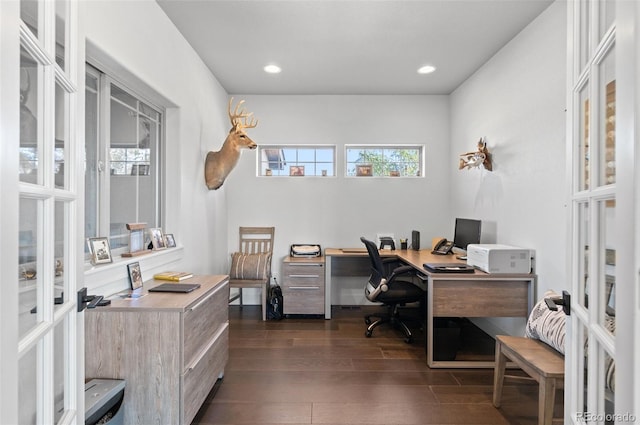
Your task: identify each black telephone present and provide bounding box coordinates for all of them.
[432,238,454,255]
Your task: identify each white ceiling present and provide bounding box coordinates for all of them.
[157,0,554,95]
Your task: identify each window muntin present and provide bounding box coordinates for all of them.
[346,145,424,177]
[258,145,335,177]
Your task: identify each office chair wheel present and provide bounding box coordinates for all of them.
[365,330,373,338]
[404,336,413,344]
[365,318,372,325]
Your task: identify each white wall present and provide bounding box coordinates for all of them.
[83,0,231,293]
[450,1,567,335]
[225,95,451,303]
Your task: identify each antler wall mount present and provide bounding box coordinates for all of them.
[204,98,258,190]
[459,137,492,171]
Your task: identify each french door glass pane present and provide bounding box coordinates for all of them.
[579,323,588,418]
[579,0,591,70]
[21,0,39,37]
[19,197,41,339]
[55,0,66,70]
[54,319,67,423]
[603,349,615,422]
[599,0,615,38]
[578,202,589,308]
[579,82,590,191]
[601,199,615,328]
[19,344,38,424]
[20,47,41,184]
[54,200,66,312]
[598,47,615,186]
[85,72,99,246]
[55,81,67,189]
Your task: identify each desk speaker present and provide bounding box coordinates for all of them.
[411,230,420,251]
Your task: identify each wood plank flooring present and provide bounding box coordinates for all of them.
[192,305,562,425]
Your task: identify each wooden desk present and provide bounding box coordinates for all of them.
[324,248,536,368]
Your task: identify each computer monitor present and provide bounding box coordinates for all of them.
[453,218,481,252]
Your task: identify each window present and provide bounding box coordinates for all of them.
[258,145,335,177]
[345,145,424,177]
[85,64,164,252]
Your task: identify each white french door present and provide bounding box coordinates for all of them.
[1,0,84,424]
[566,0,638,424]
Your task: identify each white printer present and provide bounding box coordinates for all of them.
[466,244,531,274]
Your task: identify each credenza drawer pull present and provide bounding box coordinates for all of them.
[289,274,320,278]
[289,286,320,290]
[289,263,323,267]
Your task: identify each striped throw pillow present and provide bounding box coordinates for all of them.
[524,290,566,354]
[229,252,271,280]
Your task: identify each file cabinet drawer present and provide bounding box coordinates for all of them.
[282,257,325,316]
[183,278,229,369]
[182,324,229,424]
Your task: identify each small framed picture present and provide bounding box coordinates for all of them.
[127,262,143,290]
[148,227,166,250]
[88,237,112,265]
[164,233,176,248]
[289,165,305,176]
[356,164,373,176]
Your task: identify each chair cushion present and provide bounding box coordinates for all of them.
[377,279,423,304]
[230,252,271,280]
[524,290,566,354]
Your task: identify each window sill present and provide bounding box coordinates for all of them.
[84,246,184,295]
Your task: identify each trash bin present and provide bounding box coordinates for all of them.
[85,379,125,425]
[433,318,461,361]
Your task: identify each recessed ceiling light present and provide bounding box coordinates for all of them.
[417,65,437,74]
[264,64,282,74]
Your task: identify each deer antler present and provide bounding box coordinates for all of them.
[228,97,258,130]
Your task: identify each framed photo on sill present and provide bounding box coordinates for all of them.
[127,261,143,290]
[148,227,166,250]
[164,233,176,248]
[88,237,113,265]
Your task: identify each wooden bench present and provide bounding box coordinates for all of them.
[493,335,564,425]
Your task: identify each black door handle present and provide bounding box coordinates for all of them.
[544,290,571,315]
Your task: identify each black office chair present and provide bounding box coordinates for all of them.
[360,237,423,343]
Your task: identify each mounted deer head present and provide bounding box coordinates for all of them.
[204,98,258,190]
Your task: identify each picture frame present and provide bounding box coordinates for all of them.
[131,164,150,176]
[122,222,149,257]
[88,237,112,265]
[289,165,305,176]
[164,233,176,248]
[356,164,373,176]
[127,262,143,290]
[148,227,166,250]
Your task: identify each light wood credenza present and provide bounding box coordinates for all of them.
[85,275,229,425]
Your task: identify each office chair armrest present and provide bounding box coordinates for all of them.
[382,257,406,274]
[388,265,416,282]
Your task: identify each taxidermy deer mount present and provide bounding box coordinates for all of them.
[459,137,493,171]
[204,98,258,190]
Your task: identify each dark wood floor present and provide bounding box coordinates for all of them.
[192,305,562,425]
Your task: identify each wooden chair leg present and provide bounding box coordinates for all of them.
[261,282,268,321]
[493,339,507,408]
[538,377,556,425]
